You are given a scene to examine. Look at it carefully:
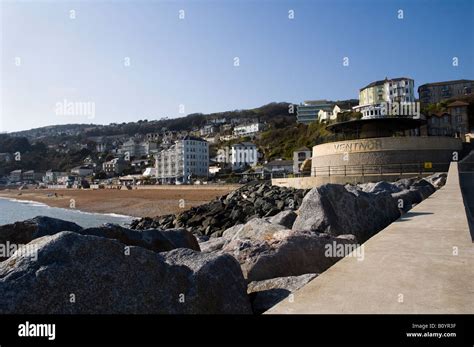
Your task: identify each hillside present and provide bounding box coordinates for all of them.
[9,102,294,140]
[1,100,363,173]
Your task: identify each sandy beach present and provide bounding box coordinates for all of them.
[0,185,240,218]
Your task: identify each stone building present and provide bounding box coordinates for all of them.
[418,79,473,105]
[426,100,471,140]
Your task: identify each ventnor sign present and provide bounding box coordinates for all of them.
[333,139,383,153]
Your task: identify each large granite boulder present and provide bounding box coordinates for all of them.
[424,173,447,189]
[393,177,419,190]
[411,180,436,199]
[0,216,83,260]
[199,237,228,253]
[222,224,244,239]
[0,217,200,259]
[130,182,309,237]
[391,189,421,212]
[248,273,318,314]
[80,224,200,252]
[222,230,357,282]
[357,181,401,194]
[292,184,401,242]
[268,210,297,229]
[229,218,291,242]
[0,232,251,314]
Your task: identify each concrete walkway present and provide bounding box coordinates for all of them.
[267,162,474,314]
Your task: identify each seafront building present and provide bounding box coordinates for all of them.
[293,147,312,174]
[155,136,209,184]
[230,142,258,171]
[353,77,415,119]
[103,157,128,176]
[418,79,473,104]
[264,159,294,175]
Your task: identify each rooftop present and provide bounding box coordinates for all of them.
[447,100,470,107]
[265,159,293,167]
[360,77,413,91]
[418,79,474,88]
[232,142,256,147]
[183,135,207,142]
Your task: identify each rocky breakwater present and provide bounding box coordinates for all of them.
[0,217,251,314]
[0,173,446,314]
[130,182,309,238]
[198,173,445,312]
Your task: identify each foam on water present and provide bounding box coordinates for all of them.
[0,197,134,228]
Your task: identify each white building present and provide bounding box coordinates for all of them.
[353,77,416,119]
[293,147,312,174]
[119,139,157,158]
[230,142,258,171]
[71,166,94,177]
[318,105,344,122]
[233,123,265,137]
[155,136,209,184]
[142,167,157,177]
[199,125,217,136]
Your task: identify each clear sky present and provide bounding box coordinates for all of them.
[1,0,473,132]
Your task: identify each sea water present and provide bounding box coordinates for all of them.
[0,197,133,228]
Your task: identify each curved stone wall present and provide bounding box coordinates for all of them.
[312,136,462,174]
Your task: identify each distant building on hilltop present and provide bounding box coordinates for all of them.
[353,77,415,119]
[296,100,333,124]
[233,122,265,137]
[119,139,157,158]
[200,124,217,136]
[418,79,474,105]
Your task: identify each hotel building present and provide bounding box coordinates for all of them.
[155,136,209,184]
[353,77,415,118]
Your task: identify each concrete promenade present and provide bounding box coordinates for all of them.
[267,162,474,314]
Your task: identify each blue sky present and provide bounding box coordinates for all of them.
[1,0,473,132]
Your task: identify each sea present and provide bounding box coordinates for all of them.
[0,197,134,228]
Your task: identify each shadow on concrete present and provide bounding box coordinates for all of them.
[459,151,474,241]
[459,172,474,242]
[397,211,434,222]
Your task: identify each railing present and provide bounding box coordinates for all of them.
[312,162,450,177]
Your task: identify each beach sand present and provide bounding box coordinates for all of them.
[0,185,240,218]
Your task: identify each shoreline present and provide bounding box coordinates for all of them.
[0,186,239,218]
[0,196,135,220]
